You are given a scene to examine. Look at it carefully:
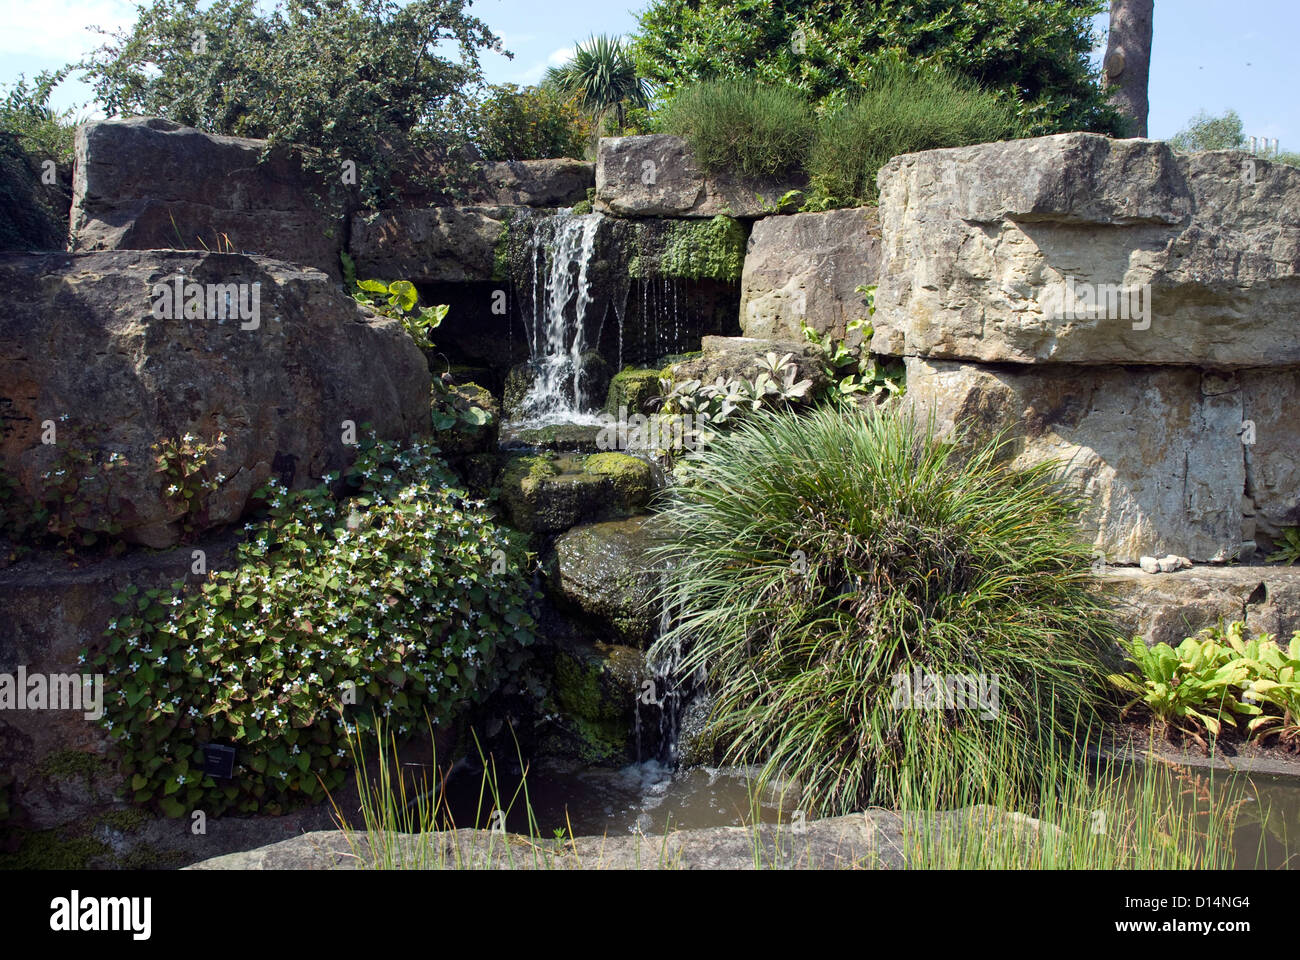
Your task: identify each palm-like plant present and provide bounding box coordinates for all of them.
[543,34,651,135]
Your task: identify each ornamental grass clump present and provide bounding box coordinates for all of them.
[651,404,1123,815]
[87,435,539,817]
[660,79,814,179]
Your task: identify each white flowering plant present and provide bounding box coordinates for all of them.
[85,434,540,817]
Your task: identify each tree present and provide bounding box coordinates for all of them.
[471,83,592,161]
[75,0,505,205]
[632,0,1127,136]
[543,34,651,136]
[1102,0,1154,136]
[1169,110,1245,153]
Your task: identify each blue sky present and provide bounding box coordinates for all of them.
[1,0,1294,146]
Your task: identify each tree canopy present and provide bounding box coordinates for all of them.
[632,0,1126,136]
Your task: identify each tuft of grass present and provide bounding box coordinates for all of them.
[659,79,814,180]
[650,403,1124,817]
[808,59,1022,205]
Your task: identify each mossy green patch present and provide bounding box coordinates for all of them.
[660,215,747,281]
[605,367,665,416]
[550,646,639,765]
[582,453,653,509]
[38,749,102,789]
[492,218,512,282]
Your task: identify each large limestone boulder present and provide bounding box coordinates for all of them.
[478,159,594,207]
[1102,565,1300,649]
[872,134,1300,366]
[349,206,512,283]
[902,358,1247,563]
[0,250,430,548]
[70,118,342,276]
[596,135,804,219]
[1242,370,1300,539]
[740,207,881,341]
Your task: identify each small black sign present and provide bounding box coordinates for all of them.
[202,743,236,780]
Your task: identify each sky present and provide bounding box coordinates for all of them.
[0,0,1295,147]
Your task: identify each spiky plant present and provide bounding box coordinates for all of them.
[543,34,651,135]
[651,404,1124,815]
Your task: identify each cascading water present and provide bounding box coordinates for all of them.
[515,211,603,426]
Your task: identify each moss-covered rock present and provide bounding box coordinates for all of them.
[498,452,653,533]
[544,640,646,765]
[548,516,664,645]
[660,216,747,281]
[605,367,665,416]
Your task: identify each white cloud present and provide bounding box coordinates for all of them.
[546,46,574,67]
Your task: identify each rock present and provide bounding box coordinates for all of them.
[872,134,1300,366]
[186,806,1064,869]
[349,206,512,283]
[540,638,648,765]
[0,250,430,548]
[1242,369,1300,538]
[740,206,882,341]
[902,358,1245,563]
[1139,556,1160,574]
[605,367,665,416]
[477,159,594,207]
[498,452,653,534]
[548,516,664,645]
[499,423,604,453]
[595,135,805,219]
[70,118,341,276]
[1157,554,1192,572]
[1103,564,1300,648]
[666,336,827,393]
[0,536,236,828]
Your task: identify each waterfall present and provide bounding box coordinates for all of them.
[515,211,603,425]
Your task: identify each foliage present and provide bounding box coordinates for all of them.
[1265,527,1300,565]
[86,435,540,817]
[1108,635,1257,740]
[657,215,747,281]
[807,59,1022,205]
[0,419,133,554]
[353,277,448,349]
[1110,622,1300,747]
[471,83,592,161]
[650,404,1121,815]
[74,0,504,206]
[1169,109,1245,153]
[543,34,652,136]
[655,352,813,454]
[154,432,227,539]
[801,284,905,402]
[659,79,813,179]
[0,68,81,163]
[633,0,1126,136]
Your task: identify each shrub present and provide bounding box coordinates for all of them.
[634,0,1126,136]
[659,79,813,179]
[86,435,540,817]
[808,60,1022,205]
[651,404,1122,815]
[472,83,592,161]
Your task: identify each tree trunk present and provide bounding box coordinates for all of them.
[1103,0,1154,137]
